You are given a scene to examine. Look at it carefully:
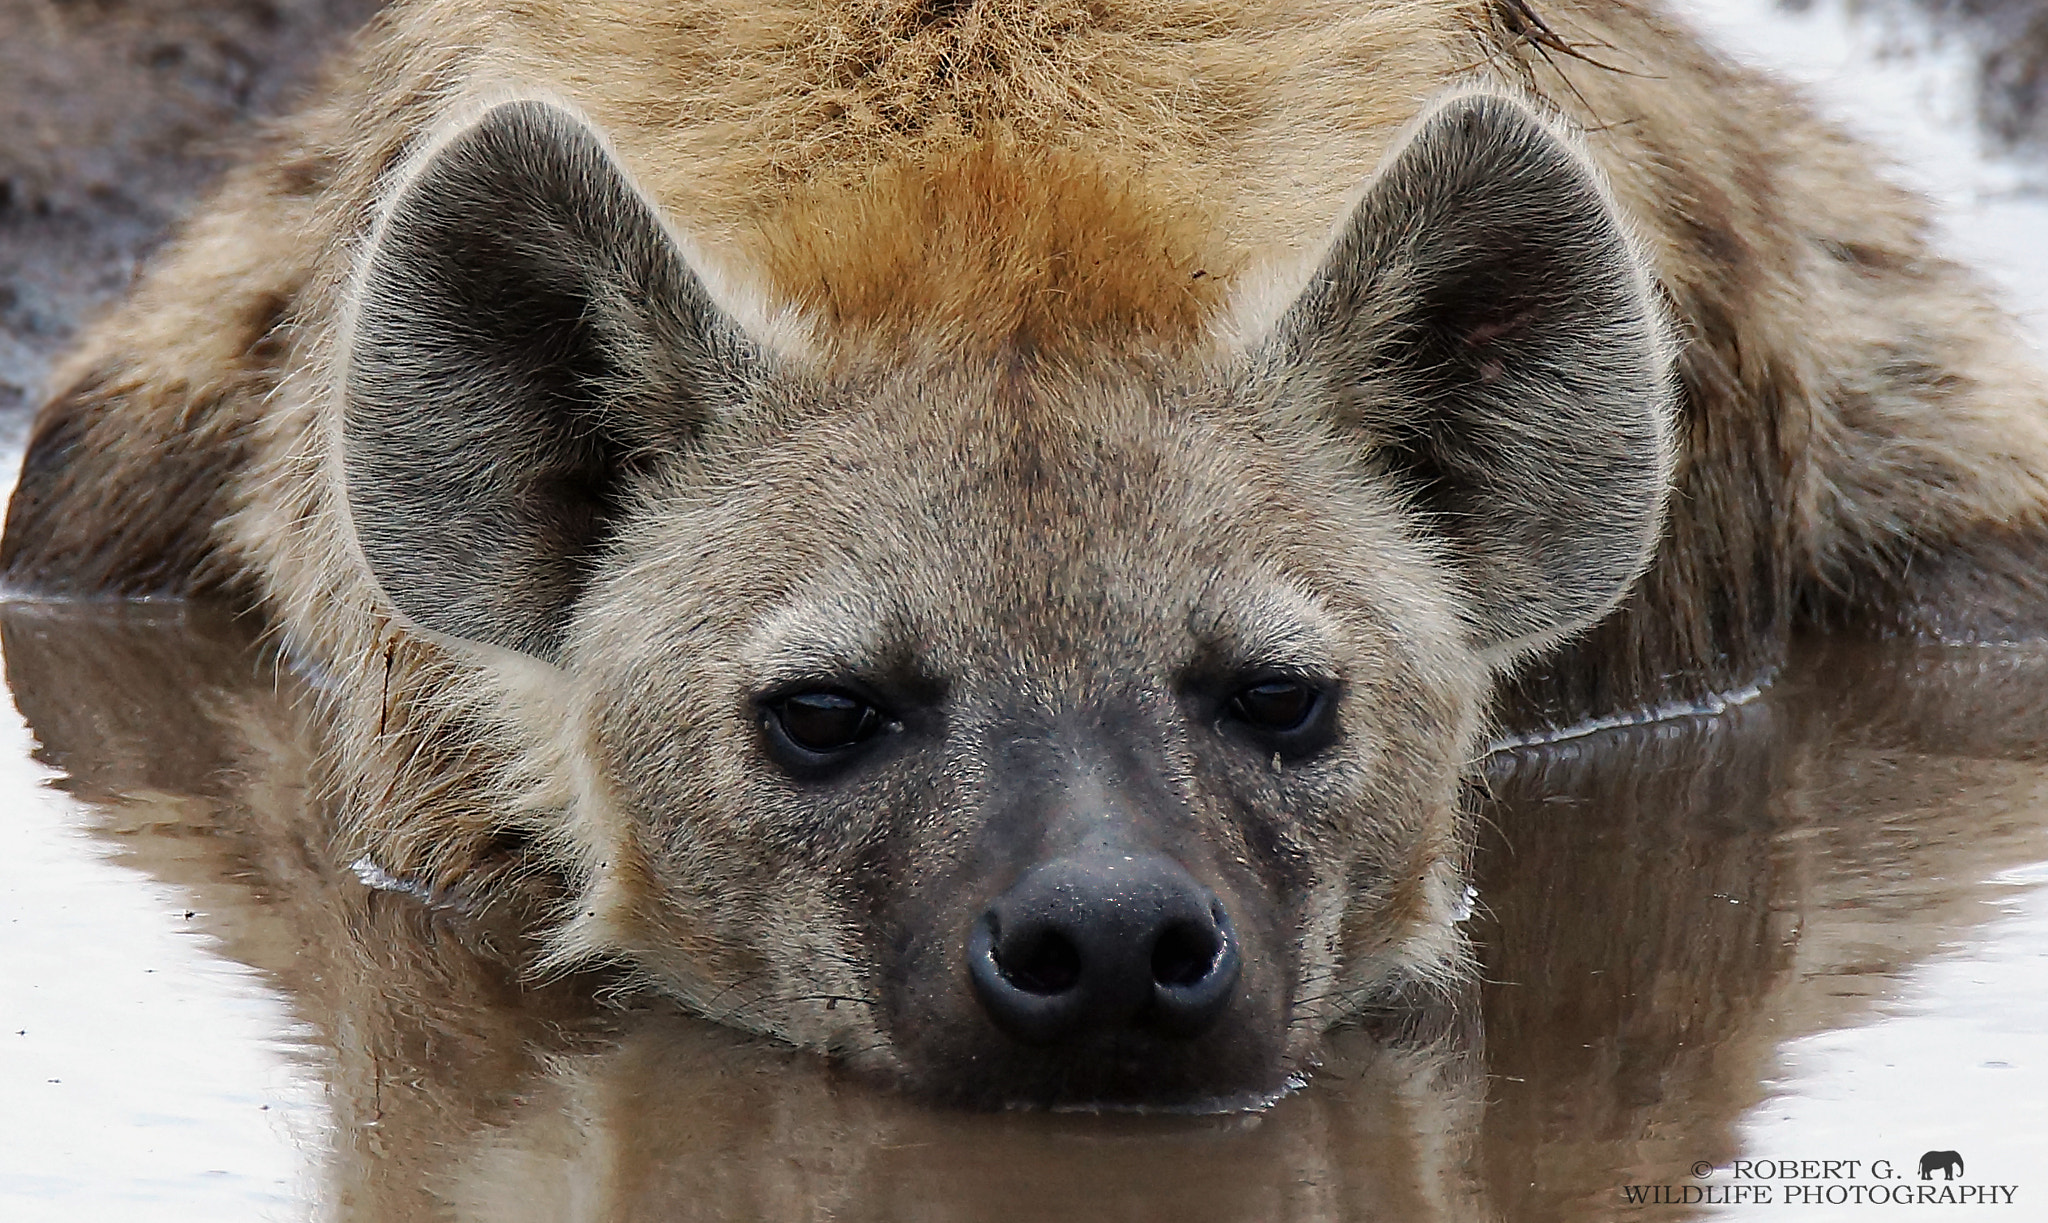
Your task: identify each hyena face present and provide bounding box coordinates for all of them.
[557,364,1485,1108]
[342,94,1674,1107]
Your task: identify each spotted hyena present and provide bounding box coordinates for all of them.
[6,0,2048,1106]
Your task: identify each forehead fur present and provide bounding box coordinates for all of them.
[582,352,1470,700]
[752,142,1239,357]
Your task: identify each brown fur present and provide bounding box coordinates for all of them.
[6,0,2048,1103]
[757,141,1240,355]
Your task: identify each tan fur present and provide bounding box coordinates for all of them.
[7,0,2048,1101]
[756,140,1239,355]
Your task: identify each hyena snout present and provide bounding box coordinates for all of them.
[968,849,1243,1044]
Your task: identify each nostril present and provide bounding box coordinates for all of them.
[997,927,1083,995]
[1150,920,1221,987]
[1146,901,1240,1039]
[970,912,1090,1044]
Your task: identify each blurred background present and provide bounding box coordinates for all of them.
[0,0,376,430]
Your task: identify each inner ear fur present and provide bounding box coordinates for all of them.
[1272,89,1677,660]
[343,99,757,663]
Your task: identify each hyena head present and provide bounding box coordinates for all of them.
[340,91,1674,1108]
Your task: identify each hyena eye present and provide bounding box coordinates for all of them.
[1229,680,1316,731]
[764,690,889,765]
[1223,678,1335,758]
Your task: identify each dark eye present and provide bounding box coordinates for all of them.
[1222,677,1333,756]
[761,689,896,776]
[1229,679,1317,731]
[769,691,884,753]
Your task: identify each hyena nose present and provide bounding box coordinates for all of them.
[967,850,1242,1044]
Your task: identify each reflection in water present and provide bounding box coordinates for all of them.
[2,604,2045,1221]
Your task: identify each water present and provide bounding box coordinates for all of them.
[0,607,328,1221]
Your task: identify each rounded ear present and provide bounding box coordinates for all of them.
[1271,89,1677,661]
[342,100,758,663]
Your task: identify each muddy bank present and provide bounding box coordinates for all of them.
[0,0,378,428]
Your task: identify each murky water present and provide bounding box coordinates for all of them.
[1,602,2043,1221]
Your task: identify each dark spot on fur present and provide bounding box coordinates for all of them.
[239,290,291,361]
[5,381,92,522]
[371,132,415,191]
[2,368,252,601]
[275,153,336,197]
[1677,190,1753,280]
[1813,514,2048,642]
[475,828,534,865]
[1818,237,1909,275]
[1874,342,1967,401]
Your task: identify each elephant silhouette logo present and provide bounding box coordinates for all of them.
[1919,1151,1965,1181]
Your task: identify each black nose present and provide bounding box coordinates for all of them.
[967,850,1242,1044]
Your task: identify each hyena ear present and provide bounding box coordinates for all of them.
[1272,90,1676,660]
[343,100,756,663]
